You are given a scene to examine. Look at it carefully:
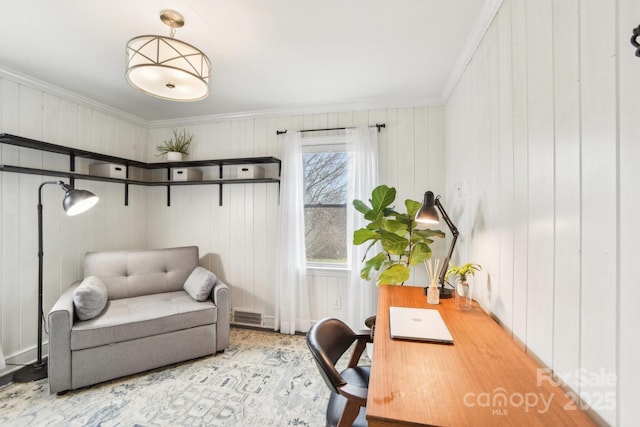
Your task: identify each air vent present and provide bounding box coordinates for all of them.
[232,310,263,326]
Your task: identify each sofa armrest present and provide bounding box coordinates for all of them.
[48,281,80,394]
[212,280,230,351]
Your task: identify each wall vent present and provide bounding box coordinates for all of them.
[232,310,263,326]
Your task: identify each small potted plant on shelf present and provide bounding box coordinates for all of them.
[446,263,481,310]
[156,129,193,161]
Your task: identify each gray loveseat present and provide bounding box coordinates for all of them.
[47,246,229,394]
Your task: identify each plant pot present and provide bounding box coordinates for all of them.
[454,278,472,311]
[167,152,183,162]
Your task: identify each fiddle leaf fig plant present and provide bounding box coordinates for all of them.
[353,185,445,285]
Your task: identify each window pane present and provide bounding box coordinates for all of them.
[303,152,347,204]
[303,151,348,264]
[304,206,347,264]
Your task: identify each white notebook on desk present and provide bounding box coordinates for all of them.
[389,306,454,344]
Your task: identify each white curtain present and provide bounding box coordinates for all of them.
[0,342,4,370]
[346,126,379,330]
[274,131,311,334]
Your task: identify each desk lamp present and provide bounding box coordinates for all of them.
[415,191,458,299]
[13,181,99,382]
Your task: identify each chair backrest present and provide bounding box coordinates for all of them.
[306,318,358,394]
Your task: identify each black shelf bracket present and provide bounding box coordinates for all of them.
[218,165,224,206]
[69,154,76,188]
[166,168,171,207]
[124,165,129,206]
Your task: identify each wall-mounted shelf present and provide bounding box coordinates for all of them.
[0,133,281,206]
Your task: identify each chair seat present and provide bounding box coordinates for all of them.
[326,366,370,427]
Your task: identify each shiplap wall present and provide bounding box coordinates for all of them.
[618,1,640,426]
[0,73,149,365]
[2,3,635,423]
[0,80,446,366]
[445,0,638,424]
[147,107,447,326]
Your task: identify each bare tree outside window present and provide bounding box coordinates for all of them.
[303,151,348,264]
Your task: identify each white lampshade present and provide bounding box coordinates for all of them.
[126,35,211,101]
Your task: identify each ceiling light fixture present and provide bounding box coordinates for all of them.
[125,10,211,102]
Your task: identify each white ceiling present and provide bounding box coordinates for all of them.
[1,0,487,122]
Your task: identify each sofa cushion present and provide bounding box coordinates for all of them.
[184,266,217,301]
[70,290,217,351]
[73,276,108,320]
[84,246,200,300]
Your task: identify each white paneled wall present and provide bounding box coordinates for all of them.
[445,0,637,424]
[147,107,447,324]
[0,82,449,368]
[0,73,149,366]
[2,4,635,423]
[618,1,640,426]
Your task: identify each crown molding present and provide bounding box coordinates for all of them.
[0,67,148,127]
[440,0,504,104]
[0,66,443,130]
[147,96,443,128]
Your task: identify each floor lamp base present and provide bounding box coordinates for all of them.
[13,358,48,382]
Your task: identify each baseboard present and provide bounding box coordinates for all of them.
[0,371,13,387]
[0,342,49,382]
[230,324,306,336]
[230,323,274,333]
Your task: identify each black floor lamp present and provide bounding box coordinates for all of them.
[415,191,459,299]
[13,180,99,382]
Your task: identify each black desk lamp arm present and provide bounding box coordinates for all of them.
[435,197,459,286]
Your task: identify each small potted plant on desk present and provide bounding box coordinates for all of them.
[446,262,481,311]
[156,129,193,162]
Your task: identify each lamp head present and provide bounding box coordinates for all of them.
[61,185,99,216]
[416,191,440,224]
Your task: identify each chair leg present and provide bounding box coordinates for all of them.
[337,400,362,427]
[348,340,367,368]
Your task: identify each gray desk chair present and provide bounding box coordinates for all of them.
[306,318,373,427]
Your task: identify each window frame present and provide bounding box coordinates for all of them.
[301,134,350,270]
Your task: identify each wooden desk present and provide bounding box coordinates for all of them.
[366,285,596,426]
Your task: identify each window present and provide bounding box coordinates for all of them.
[302,137,348,266]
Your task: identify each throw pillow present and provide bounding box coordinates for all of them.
[184,266,217,301]
[73,276,108,321]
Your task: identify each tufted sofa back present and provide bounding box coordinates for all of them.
[84,246,199,300]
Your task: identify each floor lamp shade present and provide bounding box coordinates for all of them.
[62,187,99,216]
[13,181,99,383]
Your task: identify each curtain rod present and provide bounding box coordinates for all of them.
[276,123,385,135]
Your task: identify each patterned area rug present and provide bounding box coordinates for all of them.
[0,328,338,427]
